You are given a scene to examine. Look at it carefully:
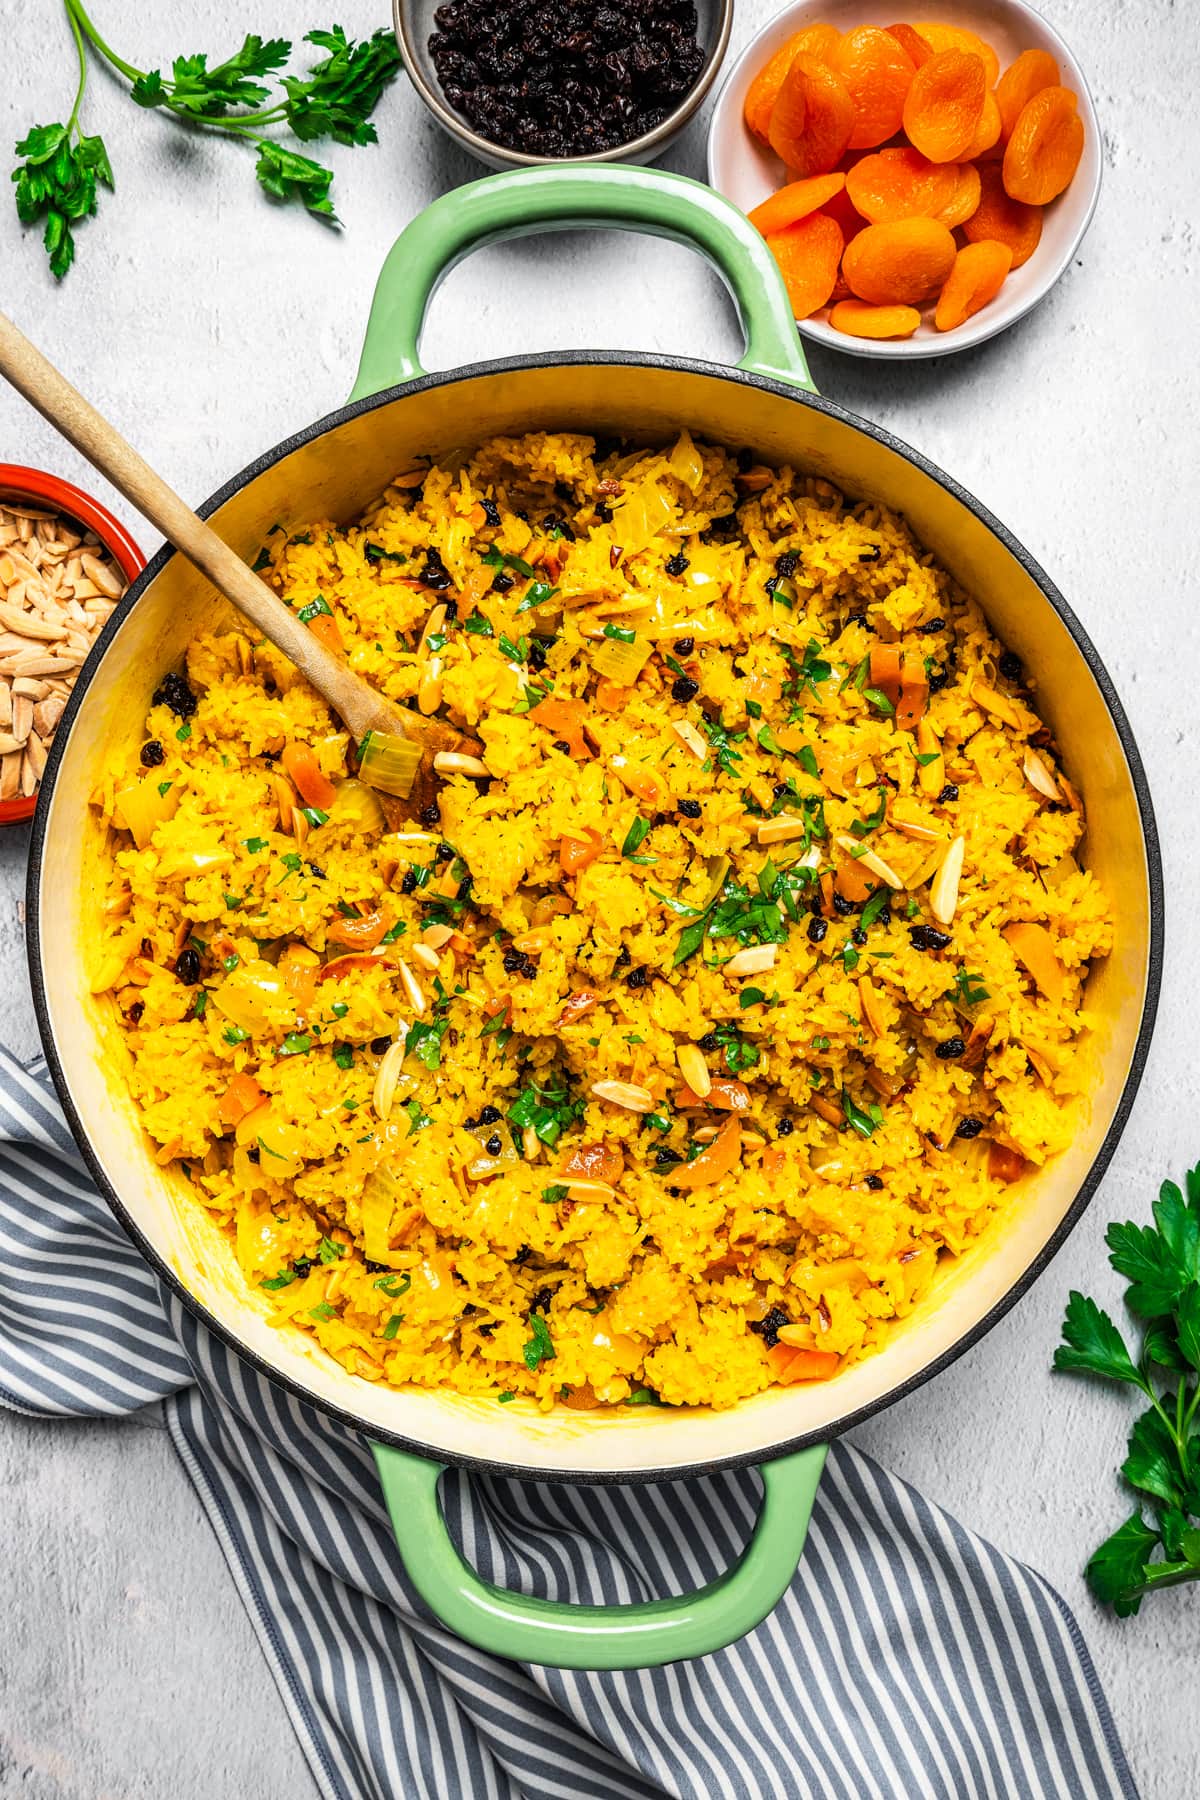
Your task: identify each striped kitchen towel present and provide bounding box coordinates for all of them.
[0,1047,1137,1800]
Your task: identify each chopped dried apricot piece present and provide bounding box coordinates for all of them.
[1002,85,1083,204]
[965,88,1002,159]
[962,163,1042,267]
[884,22,931,68]
[744,25,841,143]
[767,213,845,318]
[831,25,916,149]
[748,173,845,236]
[845,144,959,223]
[934,240,1013,330]
[914,21,1000,86]
[996,47,1060,141]
[769,54,856,177]
[829,299,921,339]
[841,216,956,305]
[902,48,987,162]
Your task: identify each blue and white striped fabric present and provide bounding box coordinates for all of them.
[0,1046,1137,1800]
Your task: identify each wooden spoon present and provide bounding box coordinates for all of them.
[0,311,480,813]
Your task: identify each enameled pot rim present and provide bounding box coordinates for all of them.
[25,350,1165,1483]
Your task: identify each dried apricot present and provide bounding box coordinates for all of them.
[845,145,960,223]
[829,299,921,339]
[769,54,856,177]
[744,25,841,143]
[996,48,1060,141]
[914,22,1000,86]
[965,89,1002,159]
[768,213,845,318]
[962,163,1042,267]
[902,49,987,162]
[939,161,981,228]
[884,23,931,68]
[841,217,956,305]
[831,25,916,149]
[934,240,1013,330]
[748,173,845,236]
[1002,86,1083,204]
[819,180,867,245]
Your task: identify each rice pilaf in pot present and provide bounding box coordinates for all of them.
[89,431,1112,1411]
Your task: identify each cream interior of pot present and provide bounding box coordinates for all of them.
[35,362,1154,1476]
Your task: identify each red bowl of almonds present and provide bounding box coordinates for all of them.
[0,464,143,824]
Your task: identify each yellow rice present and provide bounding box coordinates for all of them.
[89,431,1112,1411]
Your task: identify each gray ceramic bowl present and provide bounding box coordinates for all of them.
[394,0,734,169]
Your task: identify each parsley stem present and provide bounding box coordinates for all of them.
[64,0,291,131]
[64,0,89,131]
[64,0,143,84]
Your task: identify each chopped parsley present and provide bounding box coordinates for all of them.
[508,1075,584,1147]
[406,1017,450,1070]
[842,1091,883,1138]
[522,1313,555,1371]
[374,1274,411,1297]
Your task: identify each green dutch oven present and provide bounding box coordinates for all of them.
[28,165,1161,1672]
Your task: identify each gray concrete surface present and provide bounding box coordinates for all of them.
[0,0,1195,1794]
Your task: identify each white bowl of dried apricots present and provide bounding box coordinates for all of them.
[707,0,1101,356]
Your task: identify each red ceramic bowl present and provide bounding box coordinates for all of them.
[0,464,144,826]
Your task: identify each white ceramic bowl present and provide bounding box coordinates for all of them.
[706,0,1102,358]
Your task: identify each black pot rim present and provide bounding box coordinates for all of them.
[26,350,1165,1487]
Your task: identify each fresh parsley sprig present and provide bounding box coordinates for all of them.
[11,3,112,278]
[1054,1163,1200,1614]
[12,2,402,277]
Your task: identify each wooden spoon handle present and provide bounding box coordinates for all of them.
[0,310,411,744]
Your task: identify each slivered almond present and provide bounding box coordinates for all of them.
[930,835,965,925]
[590,1078,655,1113]
[397,959,427,1016]
[410,942,441,972]
[1022,747,1061,802]
[421,923,454,950]
[433,751,489,777]
[833,833,904,889]
[670,718,708,761]
[566,1178,619,1201]
[676,1042,711,1099]
[80,551,123,597]
[858,976,886,1037]
[10,697,32,745]
[757,814,808,844]
[372,1034,409,1121]
[724,943,778,977]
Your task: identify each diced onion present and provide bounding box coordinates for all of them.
[611,480,674,555]
[323,777,386,835]
[361,1167,403,1263]
[358,729,422,800]
[112,777,180,850]
[590,633,653,685]
[669,430,704,491]
[465,1122,520,1181]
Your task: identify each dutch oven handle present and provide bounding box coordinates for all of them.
[358,162,824,1668]
[349,162,816,399]
[374,1442,827,1670]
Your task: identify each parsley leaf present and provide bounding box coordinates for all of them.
[1054,1162,1200,1613]
[522,1313,555,1371]
[12,117,114,280]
